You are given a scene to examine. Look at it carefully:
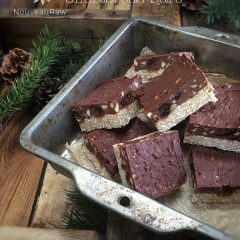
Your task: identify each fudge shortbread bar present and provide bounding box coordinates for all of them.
[125,52,194,83]
[72,76,142,132]
[139,55,216,132]
[184,83,240,153]
[85,118,154,177]
[191,145,240,193]
[113,131,186,199]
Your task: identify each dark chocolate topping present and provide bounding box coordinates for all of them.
[86,118,154,176]
[191,145,240,192]
[190,83,240,129]
[134,52,194,72]
[74,76,141,107]
[86,129,119,173]
[72,76,142,122]
[140,55,207,120]
[120,131,186,199]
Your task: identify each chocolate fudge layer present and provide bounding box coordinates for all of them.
[185,83,240,152]
[139,55,216,132]
[85,118,154,177]
[114,131,186,199]
[125,52,194,83]
[73,76,142,132]
[191,145,240,193]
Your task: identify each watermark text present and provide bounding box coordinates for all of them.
[13,8,67,16]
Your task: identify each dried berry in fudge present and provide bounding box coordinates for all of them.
[73,76,142,123]
[139,55,208,123]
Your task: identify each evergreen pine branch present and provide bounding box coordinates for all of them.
[60,61,84,83]
[71,42,83,54]
[48,42,89,80]
[65,189,108,215]
[0,26,73,121]
[228,6,240,25]
[62,209,107,232]
[98,38,108,50]
[201,0,226,24]
[59,38,107,83]
[62,188,108,232]
[201,0,240,25]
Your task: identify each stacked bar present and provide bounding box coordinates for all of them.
[125,52,194,83]
[185,83,240,152]
[72,48,219,199]
[139,55,216,131]
[85,118,154,178]
[73,76,142,132]
[113,131,186,199]
[185,83,240,194]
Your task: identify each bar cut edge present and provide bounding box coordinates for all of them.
[113,144,131,187]
[80,101,140,132]
[155,83,217,132]
[184,134,240,153]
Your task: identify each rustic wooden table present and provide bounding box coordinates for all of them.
[0,1,193,239]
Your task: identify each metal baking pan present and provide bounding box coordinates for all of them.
[20,18,240,239]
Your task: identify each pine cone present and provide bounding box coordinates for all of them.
[0,48,30,83]
[181,0,206,12]
[34,77,64,112]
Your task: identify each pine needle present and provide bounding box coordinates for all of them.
[0,25,73,121]
[59,38,107,83]
[60,61,85,83]
[0,29,107,120]
[62,188,108,232]
[201,0,240,26]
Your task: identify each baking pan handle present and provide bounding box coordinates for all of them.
[19,136,234,239]
[64,161,234,240]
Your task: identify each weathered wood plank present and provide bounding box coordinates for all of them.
[0,9,130,19]
[0,0,34,8]
[132,1,181,26]
[31,164,74,228]
[0,14,128,40]
[87,1,131,11]
[107,214,143,240]
[0,110,44,226]
[31,138,108,229]
[0,227,103,240]
[2,37,101,52]
[36,0,87,9]
[1,37,38,51]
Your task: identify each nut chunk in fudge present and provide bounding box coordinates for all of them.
[191,145,240,193]
[139,55,216,132]
[185,83,240,153]
[85,118,154,177]
[72,76,142,132]
[125,52,194,83]
[113,131,186,199]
